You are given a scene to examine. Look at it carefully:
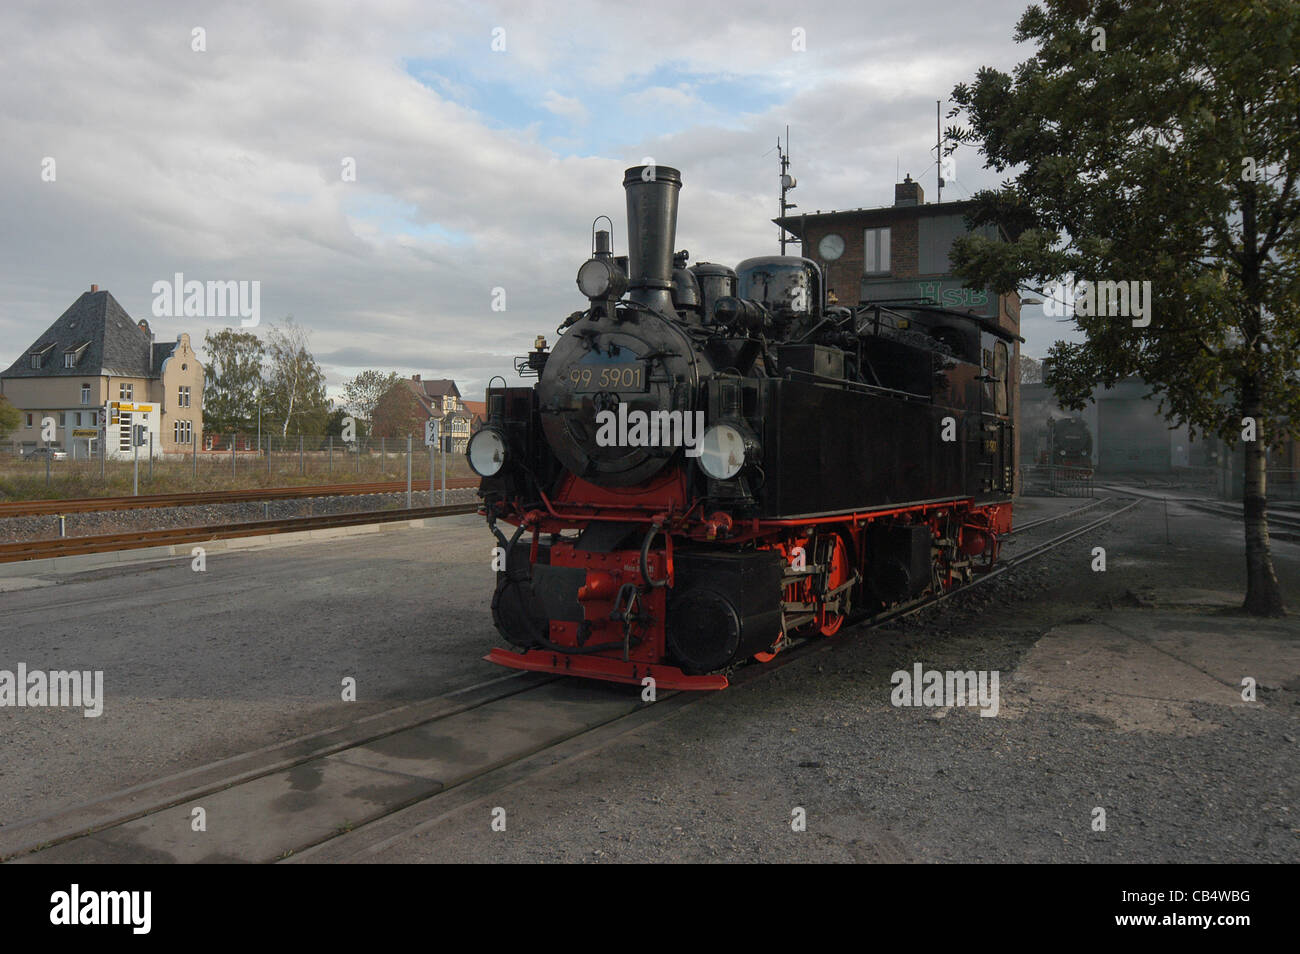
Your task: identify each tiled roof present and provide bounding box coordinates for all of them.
[403,378,470,420]
[419,379,460,398]
[2,288,157,379]
[151,341,178,374]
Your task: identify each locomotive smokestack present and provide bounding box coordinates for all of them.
[623,164,681,314]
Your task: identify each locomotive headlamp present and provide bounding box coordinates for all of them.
[467,427,508,477]
[697,422,756,481]
[577,257,628,301]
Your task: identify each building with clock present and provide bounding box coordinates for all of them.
[775,175,1023,487]
[775,175,1021,336]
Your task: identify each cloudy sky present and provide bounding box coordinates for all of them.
[0,0,1077,404]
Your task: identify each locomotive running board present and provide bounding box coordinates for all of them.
[485,648,729,691]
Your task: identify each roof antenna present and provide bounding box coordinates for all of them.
[936,99,944,203]
[777,126,797,254]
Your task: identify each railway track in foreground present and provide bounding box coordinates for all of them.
[2,496,1142,864]
[0,478,479,518]
[0,503,480,563]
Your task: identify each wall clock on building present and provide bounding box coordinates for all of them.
[817,233,845,261]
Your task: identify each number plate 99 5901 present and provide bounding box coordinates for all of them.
[567,362,647,391]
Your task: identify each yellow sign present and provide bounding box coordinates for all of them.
[72,429,98,438]
[113,403,153,413]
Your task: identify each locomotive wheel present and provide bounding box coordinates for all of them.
[818,607,845,636]
[817,533,852,636]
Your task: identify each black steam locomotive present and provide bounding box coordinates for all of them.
[468,165,1015,689]
[1038,416,1093,473]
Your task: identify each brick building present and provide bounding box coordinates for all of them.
[777,176,1023,486]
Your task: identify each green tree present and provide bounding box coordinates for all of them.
[343,370,400,432]
[948,0,1299,616]
[264,317,329,436]
[325,407,352,438]
[201,329,264,434]
[0,395,20,440]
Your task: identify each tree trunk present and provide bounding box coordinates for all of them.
[1241,387,1286,616]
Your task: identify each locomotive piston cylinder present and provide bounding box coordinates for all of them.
[623,165,682,315]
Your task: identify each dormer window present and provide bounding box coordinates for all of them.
[62,341,90,368]
[29,342,54,369]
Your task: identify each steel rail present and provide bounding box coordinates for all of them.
[0,503,480,563]
[0,478,479,518]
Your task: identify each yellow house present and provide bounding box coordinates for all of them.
[1,285,205,459]
[405,376,472,453]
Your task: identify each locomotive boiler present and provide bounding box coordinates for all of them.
[468,164,1015,689]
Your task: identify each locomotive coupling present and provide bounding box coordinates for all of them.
[704,511,734,540]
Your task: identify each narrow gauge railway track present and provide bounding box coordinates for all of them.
[0,503,480,563]
[1185,500,1300,540]
[0,478,479,518]
[1098,484,1300,541]
[1005,498,1105,536]
[4,496,1141,864]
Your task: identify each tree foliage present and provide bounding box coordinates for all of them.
[0,395,21,440]
[201,329,264,434]
[370,381,425,439]
[948,0,1299,615]
[342,370,400,432]
[264,317,329,437]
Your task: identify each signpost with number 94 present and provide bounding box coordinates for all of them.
[424,419,446,506]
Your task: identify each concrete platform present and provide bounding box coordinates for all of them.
[0,514,457,581]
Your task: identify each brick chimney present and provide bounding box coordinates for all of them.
[412,373,421,382]
[895,174,924,207]
[90,284,99,292]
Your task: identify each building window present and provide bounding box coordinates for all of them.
[174,420,192,444]
[178,385,191,408]
[864,227,891,275]
[81,384,91,404]
[90,411,97,425]
[120,382,133,401]
[58,411,65,427]
[64,352,76,368]
[24,413,33,428]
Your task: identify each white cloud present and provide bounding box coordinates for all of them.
[540,90,589,125]
[0,0,1066,406]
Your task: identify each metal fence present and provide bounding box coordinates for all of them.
[1046,466,1095,497]
[1,433,473,497]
